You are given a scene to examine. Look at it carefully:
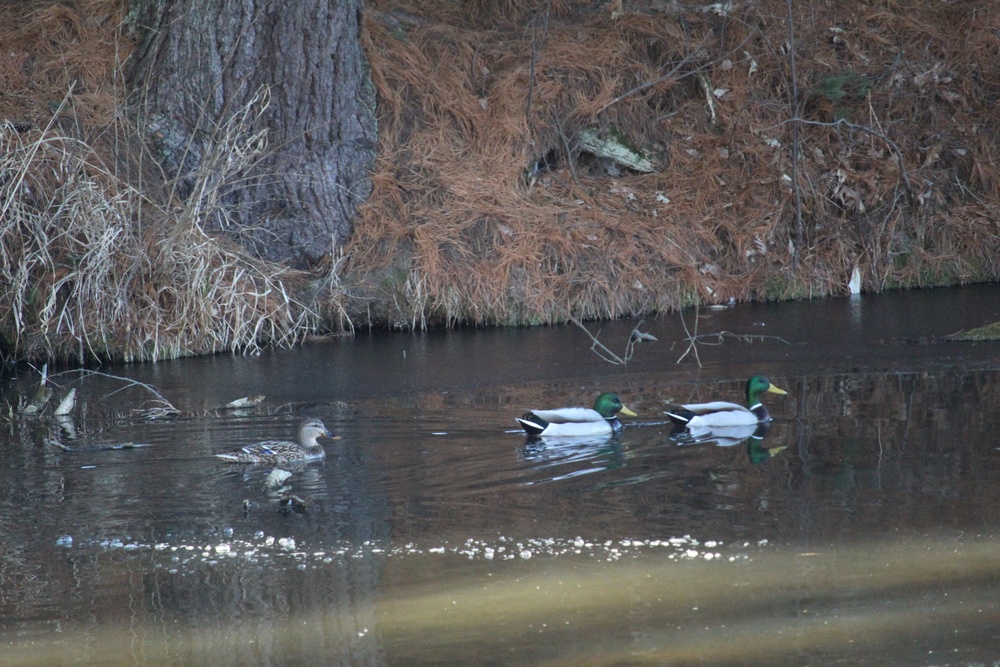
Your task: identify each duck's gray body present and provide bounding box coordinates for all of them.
[216,418,336,464]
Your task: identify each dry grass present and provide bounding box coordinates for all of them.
[349,0,1000,329]
[5,0,1000,362]
[0,98,317,362]
[0,1,321,363]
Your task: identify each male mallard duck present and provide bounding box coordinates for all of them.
[665,376,787,429]
[517,392,637,437]
[216,418,338,464]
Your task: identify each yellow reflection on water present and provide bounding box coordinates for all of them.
[379,536,1000,665]
[3,536,999,666]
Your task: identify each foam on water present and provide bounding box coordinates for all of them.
[55,529,754,571]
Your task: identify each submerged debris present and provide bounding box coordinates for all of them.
[50,440,151,452]
[132,405,181,420]
[19,364,53,415]
[53,388,76,416]
[216,395,266,411]
[264,468,293,490]
[630,329,658,343]
[946,321,1000,341]
[278,494,310,514]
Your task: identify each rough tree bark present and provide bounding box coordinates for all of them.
[128,0,376,267]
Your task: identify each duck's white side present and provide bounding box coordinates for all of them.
[665,401,759,428]
[517,392,636,438]
[517,408,616,437]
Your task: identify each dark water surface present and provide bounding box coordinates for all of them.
[2,285,1000,665]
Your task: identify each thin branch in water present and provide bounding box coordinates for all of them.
[565,313,657,365]
[568,313,626,365]
[675,306,702,367]
[675,307,791,366]
[50,369,179,414]
[688,331,790,346]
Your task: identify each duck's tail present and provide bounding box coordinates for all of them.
[664,408,695,426]
[516,412,547,436]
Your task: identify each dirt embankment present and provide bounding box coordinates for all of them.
[2,0,999,362]
[352,0,1000,327]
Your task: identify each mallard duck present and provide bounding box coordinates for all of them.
[665,376,787,429]
[216,418,338,464]
[517,392,637,437]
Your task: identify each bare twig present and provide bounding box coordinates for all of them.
[777,117,914,200]
[686,331,790,346]
[565,313,657,365]
[675,306,702,367]
[567,313,626,364]
[551,108,580,186]
[785,0,804,270]
[675,304,790,367]
[525,1,550,138]
[50,369,179,413]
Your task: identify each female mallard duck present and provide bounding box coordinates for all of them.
[666,376,787,429]
[216,418,338,464]
[517,392,637,437]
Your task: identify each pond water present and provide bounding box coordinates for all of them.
[2,285,1000,666]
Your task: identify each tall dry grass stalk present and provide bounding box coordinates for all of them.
[0,86,317,363]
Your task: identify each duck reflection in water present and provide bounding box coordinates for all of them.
[670,421,786,464]
[518,432,625,482]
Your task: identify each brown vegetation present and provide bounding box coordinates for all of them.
[350,0,1000,327]
[0,1,323,362]
[2,0,1000,362]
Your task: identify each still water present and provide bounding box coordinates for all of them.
[2,285,1000,665]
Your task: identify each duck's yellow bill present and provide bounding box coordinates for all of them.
[619,405,638,417]
[766,384,788,395]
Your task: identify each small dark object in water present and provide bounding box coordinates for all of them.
[278,494,309,514]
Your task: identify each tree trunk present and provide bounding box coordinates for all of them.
[128,0,376,267]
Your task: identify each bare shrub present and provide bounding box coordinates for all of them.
[0,90,316,362]
[0,2,322,362]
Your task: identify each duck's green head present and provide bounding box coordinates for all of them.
[745,376,787,405]
[593,392,638,419]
